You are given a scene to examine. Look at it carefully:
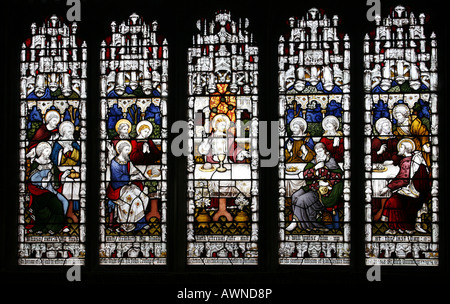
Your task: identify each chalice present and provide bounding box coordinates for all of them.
[216,153,227,172]
[214,137,227,172]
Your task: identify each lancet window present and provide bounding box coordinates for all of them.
[98,13,169,265]
[277,8,351,265]
[363,5,439,266]
[186,11,259,265]
[18,15,87,265]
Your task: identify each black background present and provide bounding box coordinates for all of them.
[1,0,448,296]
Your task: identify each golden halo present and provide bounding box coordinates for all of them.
[211,113,231,131]
[136,120,153,137]
[44,110,61,123]
[397,137,415,152]
[115,119,132,134]
[115,140,132,155]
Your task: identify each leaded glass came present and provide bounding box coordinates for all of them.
[98,13,169,265]
[18,15,87,265]
[278,8,351,265]
[186,11,259,265]
[363,5,439,266]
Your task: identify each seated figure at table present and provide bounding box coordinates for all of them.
[50,120,81,166]
[392,103,431,168]
[106,140,150,232]
[319,115,344,163]
[376,138,431,234]
[27,141,72,234]
[371,117,400,165]
[285,117,315,163]
[50,120,80,223]
[107,119,132,163]
[130,120,162,165]
[198,114,249,164]
[286,142,343,231]
[27,110,61,160]
[197,114,250,220]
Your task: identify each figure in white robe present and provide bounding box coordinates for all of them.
[106,140,150,232]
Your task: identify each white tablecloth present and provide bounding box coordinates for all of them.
[371,163,400,198]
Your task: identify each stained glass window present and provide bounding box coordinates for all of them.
[98,13,168,265]
[18,15,87,265]
[186,11,259,265]
[278,8,351,265]
[363,5,439,266]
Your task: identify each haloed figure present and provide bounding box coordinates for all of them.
[27,142,72,234]
[392,103,431,167]
[28,110,61,154]
[198,114,249,165]
[106,140,150,232]
[130,120,162,165]
[108,118,132,161]
[319,115,344,163]
[285,117,315,163]
[286,142,343,231]
[377,138,431,234]
[51,120,81,166]
[371,117,400,164]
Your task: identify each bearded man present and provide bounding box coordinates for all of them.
[27,110,61,159]
[377,138,431,234]
[106,140,150,232]
[50,120,81,223]
[286,142,343,231]
[392,103,431,167]
[51,121,81,166]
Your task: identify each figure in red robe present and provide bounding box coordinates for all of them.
[28,110,61,151]
[371,117,400,164]
[319,115,344,163]
[129,120,162,165]
[377,138,431,234]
